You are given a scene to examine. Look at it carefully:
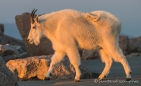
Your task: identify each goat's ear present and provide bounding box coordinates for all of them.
[35,15,39,23]
[85,13,99,22]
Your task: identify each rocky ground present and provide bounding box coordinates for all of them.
[0,13,141,86]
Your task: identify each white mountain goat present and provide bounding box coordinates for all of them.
[27,9,132,82]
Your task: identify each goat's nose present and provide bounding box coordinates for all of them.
[27,39,30,42]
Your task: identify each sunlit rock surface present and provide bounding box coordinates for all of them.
[6,55,91,81]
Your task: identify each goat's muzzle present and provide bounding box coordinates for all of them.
[27,39,30,42]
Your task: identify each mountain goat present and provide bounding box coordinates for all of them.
[27,9,132,82]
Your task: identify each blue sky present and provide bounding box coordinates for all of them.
[0,0,141,39]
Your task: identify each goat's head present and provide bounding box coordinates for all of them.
[27,9,43,45]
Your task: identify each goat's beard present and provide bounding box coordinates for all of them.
[34,39,40,45]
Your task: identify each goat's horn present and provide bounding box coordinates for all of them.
[30,9,35,23]
[33,9,37,16]
[30,9,37,23]
[32,9,37,19]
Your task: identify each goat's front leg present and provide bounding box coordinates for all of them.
[45,51,65,80]
[67,47,82,82]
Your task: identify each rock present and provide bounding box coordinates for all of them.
[2,35,25,50]
[15,13,54,56]
[0,24,4,43]
[81,50,100,60]
[0,56,18,86]
[139,53,141,57]
[119,35,129,55]
[81,35,129,60]
[6,55,91,80]
[0,23,25,50]
[51,59,91,79]
[0,44,27,62]
[128,36,141,54]
[126,53,140,58]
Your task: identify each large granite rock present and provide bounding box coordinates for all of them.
[0,56,18,86]
[119,35,129,55]
[15,13,54,56]
[6,55,91,80]
[0,24,4,43]
[128,36,141,53]
[81,35,129,60]
[0,44,27,62]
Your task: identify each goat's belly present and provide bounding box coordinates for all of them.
[77,41,98,50]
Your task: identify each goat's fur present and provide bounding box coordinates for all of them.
[27,9,132,81]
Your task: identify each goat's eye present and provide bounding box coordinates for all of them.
[33,26,36,29]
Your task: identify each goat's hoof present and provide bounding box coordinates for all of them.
[44,77,50,80]
[50,73,52,76]
[74,79,80,82]
[103,75,106,79]
[97,78,102,81]
[126,78,131,81]
[97,75,106,81]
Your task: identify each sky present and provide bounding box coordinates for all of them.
[0,0,141,39]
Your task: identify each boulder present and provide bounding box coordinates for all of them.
[0,24,4,43]
[126,53,140,58]
[126,53,140,57]
[51,59,91,79]
[0,44,27,62]
[1,35,25,50]
[119,35,129,55]
[128,36,141,54]
[6,55,91,80]
[0,56,18,86]
[15,13,54,56]
[81,50,100,60]
[0,23,25,50]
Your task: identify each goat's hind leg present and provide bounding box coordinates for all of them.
[108,46,132,81]
[116,48,132,81]
[45,51,65,80]
[98,49,113,80]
